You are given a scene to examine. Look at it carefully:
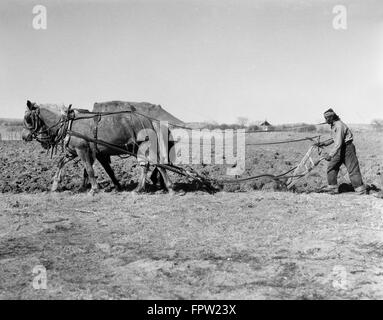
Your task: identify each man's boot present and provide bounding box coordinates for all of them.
[372,191,383,199]
[321,185,339,194]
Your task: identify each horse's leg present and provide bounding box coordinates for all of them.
[76,148,98,195]
[79,169,89,192]
[134,162,149,193]
[156,166,174,194]
[96,154,121,191]
[51,156,66,192]
[150,166,162,186]
[51,153,76,192]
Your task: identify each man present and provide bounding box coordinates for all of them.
[316,108,366,195]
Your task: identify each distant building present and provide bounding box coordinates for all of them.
[260,120,272,131]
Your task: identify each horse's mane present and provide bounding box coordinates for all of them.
[36,103,68,127]
[38,103,67,114]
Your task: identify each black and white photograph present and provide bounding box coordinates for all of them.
[0,0,383,302]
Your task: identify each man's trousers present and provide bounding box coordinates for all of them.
[327,141,364,188]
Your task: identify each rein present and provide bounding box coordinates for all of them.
[23,104,326,191]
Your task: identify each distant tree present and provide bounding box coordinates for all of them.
[3,120,23,126]
[247,124,260,132]
[236,117,249,128]
[204,121,219,130]
[297,124,317,132]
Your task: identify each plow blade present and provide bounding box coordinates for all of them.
[286,146,324,189]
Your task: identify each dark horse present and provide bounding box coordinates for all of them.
[22,100,174,194]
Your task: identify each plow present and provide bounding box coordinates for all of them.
[62,109,327,192]
[286,145,326,189]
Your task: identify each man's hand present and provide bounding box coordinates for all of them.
[323,153,332,161]
[314,139,334,148]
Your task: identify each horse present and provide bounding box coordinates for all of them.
[22,100,174,194]
[92,100,183,188]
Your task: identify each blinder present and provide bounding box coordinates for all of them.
[24,109,43,135]
[23,108,53,148]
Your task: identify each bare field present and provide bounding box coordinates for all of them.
[0,191,383,299]
[0,131,383,299]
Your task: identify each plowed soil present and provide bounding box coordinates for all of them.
[1,131,382,193]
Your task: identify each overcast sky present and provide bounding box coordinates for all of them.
[1,0,382,124]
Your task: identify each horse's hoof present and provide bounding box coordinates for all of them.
[88,189,99,196]
[167,189,176,196]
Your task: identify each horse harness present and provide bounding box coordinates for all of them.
[92,112,102,154]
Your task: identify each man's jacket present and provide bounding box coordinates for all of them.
[329,120,353,158]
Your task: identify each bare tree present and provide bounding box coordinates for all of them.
[236,117,249,127]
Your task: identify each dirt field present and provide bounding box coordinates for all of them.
[0,131,383,299]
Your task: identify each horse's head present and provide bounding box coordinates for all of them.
[22,100,51,149]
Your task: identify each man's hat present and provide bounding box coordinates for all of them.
[324,108,336,117]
